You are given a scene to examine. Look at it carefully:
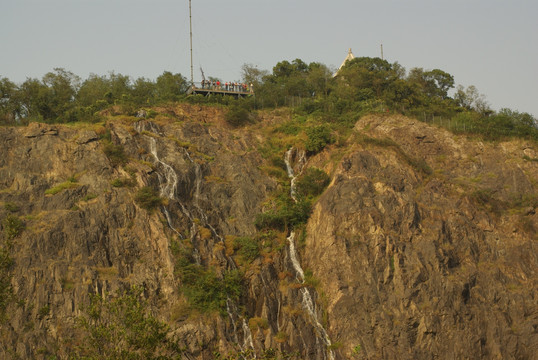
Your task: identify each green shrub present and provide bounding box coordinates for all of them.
[470,189,505,216]
[111,177,135,188]
[75,287,181,359]
[3,202,19,213]
[0,246,14,321]
[296,167,330,198]
[45,178,79,195]
[111,179,124,187]
[176,254,242,314]
[134,186,163,211]
[225,105,251,127]
[82,194,97,201]
[273,120,302,135]
[451,109,538,141]
[38,304,50,319]
[303,269,320,288]
[233,237,260,263]
[305,124,334,154]
[2,214,25,240]
[103,142,128,167]
[255,196,312,230]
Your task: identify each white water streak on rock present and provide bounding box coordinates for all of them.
[242,318,255,351]
[137,121,250,352]
[148,137,178,200]
[162,207,182,237]
[226,299,240,344]
[287,231,304,281]
[284,147,335,360]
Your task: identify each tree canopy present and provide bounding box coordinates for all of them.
[0,70,187,124]
[1,58,536,142]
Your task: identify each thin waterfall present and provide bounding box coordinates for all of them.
[148,137,177,200]
[284,147,335,360]
[162,206,182,238]
[287,231,304,280]
[135,121,250,352]
[226,299,240,344]
[242,318,255,351]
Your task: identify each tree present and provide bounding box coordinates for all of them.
[384,78,422,111]
[155,71,187,102]
[74,287,182,359]
[267,59,315,98]
[77,74,112,106]
[0,77,19,125]
[337,57,395,98]
[305,124,334,154]
[306,62,332,97]
[17,77,51,121]
[241,63,269,88]
[225,105,251,127]
[42,68,80,121]
[454,85,490,114]
[271,59,308,79]
[108,72,132,103]
[424,69,454,99]
[131,77,156,105]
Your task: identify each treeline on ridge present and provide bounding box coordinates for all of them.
[1,57,537,141]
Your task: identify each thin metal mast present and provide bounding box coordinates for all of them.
[189,0,194,85]
[380,43,384,60]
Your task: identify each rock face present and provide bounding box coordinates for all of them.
[305,115,538,359]
[0,110,536,359]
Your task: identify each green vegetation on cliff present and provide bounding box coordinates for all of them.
[74,287,183,359]
[0,53,537,360]
[1,57,536,143]
[175,251,243,314]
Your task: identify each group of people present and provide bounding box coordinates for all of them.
[200,80,253,93]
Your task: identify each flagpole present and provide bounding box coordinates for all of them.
[189,0,194,86]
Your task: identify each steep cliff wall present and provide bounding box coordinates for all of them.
[305,115,538,359]
[0,107,536,359]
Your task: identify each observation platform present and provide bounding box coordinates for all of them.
[187,82,253,98]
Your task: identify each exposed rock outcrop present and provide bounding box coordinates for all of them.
[305,115,538,359]
[0,110,536,359]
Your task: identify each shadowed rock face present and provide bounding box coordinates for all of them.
[0,111,536,359]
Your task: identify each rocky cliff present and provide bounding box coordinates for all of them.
[0,106,536,359]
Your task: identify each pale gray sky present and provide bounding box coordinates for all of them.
[1,0,537,116]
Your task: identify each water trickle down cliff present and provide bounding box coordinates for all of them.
[134,120,255,354]
[284,147,335,360]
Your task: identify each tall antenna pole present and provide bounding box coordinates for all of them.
[189,0,194,85]
[380,43,384,60]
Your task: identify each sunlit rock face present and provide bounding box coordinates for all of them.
[0,108,536,359]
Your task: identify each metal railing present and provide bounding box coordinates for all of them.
[191,82,253,94]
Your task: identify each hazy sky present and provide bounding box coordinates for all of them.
[1,0,537,116]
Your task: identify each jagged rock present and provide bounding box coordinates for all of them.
[0,111,536,359]
[75,130,98,144]
[24,122,58,138]
[304,115,538,360]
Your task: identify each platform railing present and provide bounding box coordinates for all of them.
[191,82,253,94]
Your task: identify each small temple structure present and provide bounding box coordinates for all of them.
[333,48,355,77]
